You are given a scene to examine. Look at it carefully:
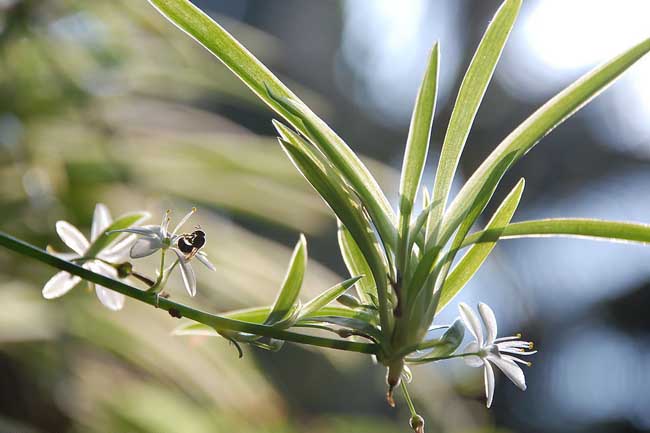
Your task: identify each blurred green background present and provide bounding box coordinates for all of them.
[1,1,650,432]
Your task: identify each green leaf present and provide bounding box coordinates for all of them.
[173,321,219,337]
[429,0,520,241]
[337,221,376,305]
[397,43,440,272]
[336,293,362,309]
[462,218,650,247]
[297,316,384,343]
[86,211,150,257]
[406,319,465,363]
[299,276,362,319]
[441,37,650,246]
[149,0,396,252]
[265,235,307,325]
[278,136,393,332]
[148,0,301,123]
[269,94,396,255]
[407,152,517,303]
[436,178,525,312]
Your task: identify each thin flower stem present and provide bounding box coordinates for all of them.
[131,271,156,287]
[148,248,168,292]
[0,232,379,355]
[400,381,418,418]
[406,351,477,364]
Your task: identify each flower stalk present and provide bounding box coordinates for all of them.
[0,231,379,355]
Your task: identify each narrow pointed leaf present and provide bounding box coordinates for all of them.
[436,178,525,312]
[278,137,393,332]
[265,235,307,325]
[462,218,650,247]
[86,211,150,257]
[407,319,465,361]
[397,43,440,272]
[297,316,384,343]
[442,37,650,245]
[409,153,517,299]
[173,322,220,337]
[299,276,362,319]
[337,221,376,305]
[149,0,396,251]
[429,0,520,240]
[270,95,396,253]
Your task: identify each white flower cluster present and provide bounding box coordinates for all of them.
[43,204,215,310]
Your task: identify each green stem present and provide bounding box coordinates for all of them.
[406,351,476,364]
[0,232,379,355]
[147,248,167,292]
[400,381,418,417]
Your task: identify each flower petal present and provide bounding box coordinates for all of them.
[42,271,81,299]
[89,261,125,311]
[459,303,483,346]
[196,252,216,271]
[95,286,125,311]
[502,354,531,366]
[100,234,136,261]
[174,249,196,296]
[130,237,163,258]
[46,246,78,261]
[112,225,162,237]
[171,207,196,236]
[489,356,527,391]
[484,361,496,408]
[463,342,484,367]
[91,203,112,242]
[478,302,498,345]
[56,221,89,255]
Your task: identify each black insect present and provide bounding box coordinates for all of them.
[177,229,206,260]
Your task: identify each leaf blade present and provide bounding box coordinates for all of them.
[86,211,150,257]
[429,0,521,240]
[462,218,650,246]
[278,136,393,332]
[149,0,396,252]
[397,43,440,271]
[337,221,377,305]
[441,37,650,246]
[436,178,525,312]
[300,276,363,319]
[265,235,307,325]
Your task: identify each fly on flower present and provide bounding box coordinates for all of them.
[113,207,216,297]
[176,228,206,260]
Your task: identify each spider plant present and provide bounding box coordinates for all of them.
[2,0,650,430]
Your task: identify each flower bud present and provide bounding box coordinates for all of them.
[115,262,133,278]
[336,293,361,308]
[386,358,404,407]
[409,414,424,433]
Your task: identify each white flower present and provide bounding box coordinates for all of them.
[43,204,142,311]
[458,302,537,408]
[117,208,216,296]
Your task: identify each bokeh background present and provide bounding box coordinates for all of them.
[1,0,650,432]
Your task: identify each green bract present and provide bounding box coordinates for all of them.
[2,0,650,430]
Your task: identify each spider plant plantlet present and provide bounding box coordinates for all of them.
[2,0,650,431]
